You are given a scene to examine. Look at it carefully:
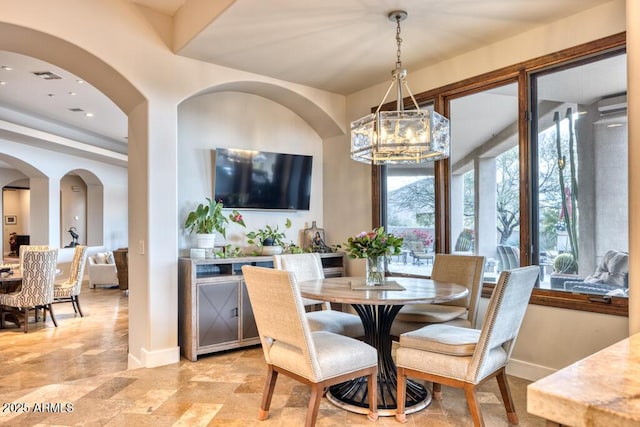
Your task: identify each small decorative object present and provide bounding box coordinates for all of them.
[4,215,17,225]
[8,232,18,256]
[65,227,79,248]
[246,219,292,255]
[184,198,245,250]
[304,221,332,253]
[344,227,403,286]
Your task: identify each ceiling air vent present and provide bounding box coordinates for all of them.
[32,71,62,80]
[69,108,84,112]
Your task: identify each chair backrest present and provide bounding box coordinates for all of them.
[467,266,539,383]
[408,241,424,253]
[19,245,50,269]
[113,248,129,290]
[273,253,329,309]
[242,265,321,381]
[19,248,59,306]
[431,254,486,328]
[497,245,520,271]
[68,245,88,294]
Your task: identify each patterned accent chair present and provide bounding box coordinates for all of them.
[54,245,88,317]
[242,266,378,426]
[0,248,59,333]
[392,254,485,337]
[273,253,364,338]
[19,245,50,269]
[395,266,539,426]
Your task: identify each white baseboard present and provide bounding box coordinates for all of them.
[507,358,557,382]
[128,346,180,369]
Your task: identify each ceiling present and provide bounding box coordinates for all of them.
[0,0,617,166]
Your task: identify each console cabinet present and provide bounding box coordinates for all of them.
[178,252,345,361]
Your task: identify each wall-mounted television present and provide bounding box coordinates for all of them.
[213,148,312,210]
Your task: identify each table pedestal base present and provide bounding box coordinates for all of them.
[324,303,430,416]
[326,376,430,417]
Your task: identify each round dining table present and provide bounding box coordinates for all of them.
[298,275,469,417]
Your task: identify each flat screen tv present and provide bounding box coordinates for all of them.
[213,148,312,210]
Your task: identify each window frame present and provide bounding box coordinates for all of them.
[373,32,628,317]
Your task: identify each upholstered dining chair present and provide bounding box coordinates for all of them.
[242,266,378,427]
[19,245,50,269]
[392,254,485,337]
[0,248,59,333]
[273,253,364,338]
[395,266,539,426]
[54,245,88,317]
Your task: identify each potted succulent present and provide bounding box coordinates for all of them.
[184,198,245,248]
[247,219,292,255]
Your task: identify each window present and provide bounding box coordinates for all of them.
[448,82,519,283]
[531,52,628,298]
[375,33,627,315]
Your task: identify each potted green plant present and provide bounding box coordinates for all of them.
[184,198,245,249]
[246,219,292,255]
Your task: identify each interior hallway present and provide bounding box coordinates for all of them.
[0,284,545,426]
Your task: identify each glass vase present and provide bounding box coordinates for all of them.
[365,255,385,286]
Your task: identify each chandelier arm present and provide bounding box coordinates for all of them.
[402,79,421,110]
[374,78,398,114]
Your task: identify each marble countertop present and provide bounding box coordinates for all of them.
[527,332,640,426]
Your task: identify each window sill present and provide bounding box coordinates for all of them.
[481,283,628,316]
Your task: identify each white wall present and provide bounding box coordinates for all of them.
[178,91,324,254]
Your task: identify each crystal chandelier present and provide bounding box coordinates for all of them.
[350,10,450,165]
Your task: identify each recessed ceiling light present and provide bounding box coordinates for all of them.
[77,79,85,84]
[85,112,94,117]
[0,81,6,86]
[1,66,11,71]
[69,91,76,96]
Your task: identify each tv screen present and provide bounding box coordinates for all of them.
[213,148,312,210]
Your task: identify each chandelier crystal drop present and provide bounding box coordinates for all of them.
[350,10,450,165]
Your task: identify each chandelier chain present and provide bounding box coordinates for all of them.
[395,16,403,69]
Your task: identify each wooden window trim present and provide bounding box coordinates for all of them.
[481,283,629,317]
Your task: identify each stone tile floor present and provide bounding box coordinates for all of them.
[0,283,545,426]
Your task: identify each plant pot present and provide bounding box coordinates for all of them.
[196,233,215,249]
[261,245,283,256]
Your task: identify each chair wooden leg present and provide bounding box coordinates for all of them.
[47,304,58,327]
[463,384,484,427]
[74,296,84,317]
[258,365,278,421]
[496,369,518,425]
[367,368,378,421]
[23,307,28,333]
[0,306,4,329]
[395,367,407,423]
[306,384,323,427]
[433,382,443,400]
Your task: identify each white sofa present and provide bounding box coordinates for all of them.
[87,251,119,288]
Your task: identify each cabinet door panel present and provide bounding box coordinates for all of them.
[241,282,258,340]
[198,282,238,346]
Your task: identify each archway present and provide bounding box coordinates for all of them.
[59,169,105,248]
